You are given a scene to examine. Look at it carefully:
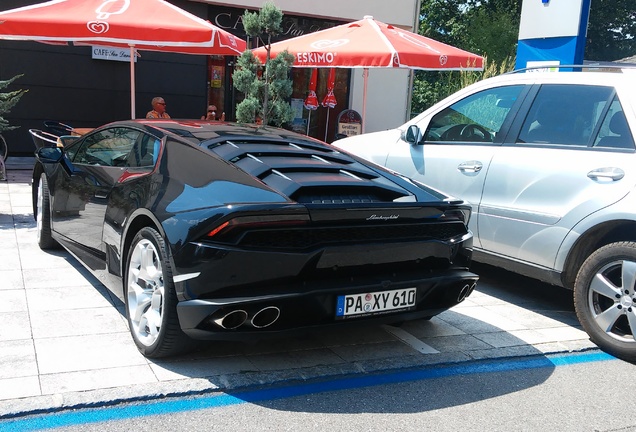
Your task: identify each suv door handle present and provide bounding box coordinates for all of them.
[587,167,625,181]
[458,161,483,173]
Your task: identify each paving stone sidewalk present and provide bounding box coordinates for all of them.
[0,158,597,418]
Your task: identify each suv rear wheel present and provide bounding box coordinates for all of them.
[574,242,636,361]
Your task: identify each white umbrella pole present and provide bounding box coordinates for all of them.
[306,110,312,135]
[362,68,368,133]
[130,45,136,119]
[324,107,330,141]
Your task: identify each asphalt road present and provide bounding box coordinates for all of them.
[3,346,627,432]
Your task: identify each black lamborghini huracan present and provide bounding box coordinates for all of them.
[32,120,477,358]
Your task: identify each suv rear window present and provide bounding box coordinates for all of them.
[517,84,628,147]
[593,95,635,149]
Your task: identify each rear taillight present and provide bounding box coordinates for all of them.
[205,214,310,239]
[205,221,230,238]
[440,208,471,225]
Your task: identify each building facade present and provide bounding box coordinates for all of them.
[0,0,419,154]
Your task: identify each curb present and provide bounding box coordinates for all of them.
[0,346,601,420]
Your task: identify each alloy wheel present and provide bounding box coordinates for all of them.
[587,259,636,343]
[36,177,44,243]
[127,238,165,347]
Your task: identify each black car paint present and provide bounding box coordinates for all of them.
[33,120,477,340]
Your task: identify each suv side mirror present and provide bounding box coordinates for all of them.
[405,125,422,145]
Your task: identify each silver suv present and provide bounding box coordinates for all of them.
[335,67,636,361]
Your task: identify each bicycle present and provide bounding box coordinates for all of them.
[0,133,7,162]
[0,133,6,180]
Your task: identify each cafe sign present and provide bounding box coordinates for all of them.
[92,45,137,62]
[336,109,363,137]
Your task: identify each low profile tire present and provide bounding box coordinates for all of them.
[36,173,58,249]
[125,227,193,358]
[574,242,636,362]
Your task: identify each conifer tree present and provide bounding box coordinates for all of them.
[232,2,294,126]
[0,74,27,133]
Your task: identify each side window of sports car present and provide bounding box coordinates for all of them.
[126,134,160,168]
[424,85,524,144]
[61,137,82,162]
[73,128,140,166]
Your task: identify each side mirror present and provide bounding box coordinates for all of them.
[405,125,422,145]
[36,146,64,163]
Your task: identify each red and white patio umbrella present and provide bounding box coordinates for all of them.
[252,15,483,132]
[0,0,246,118]
[321,68,338,109]
[321,68,337,140]
[303,68,319,134]
[304,68,320,110]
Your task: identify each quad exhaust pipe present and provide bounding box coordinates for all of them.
[250,306,281,328]
[213,306,280,330]
[457,282,477,303]
[213,309,248,330]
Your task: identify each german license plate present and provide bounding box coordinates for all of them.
[335,288,417,319]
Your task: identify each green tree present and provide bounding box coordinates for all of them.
[413,0,519,115]
[0,74,27,133]
[585,0,636,61]
[411,57,515,116]
[232,2,294,126]
[462,7,520,63]
[413,0,636,115]
[419,0,469,47]
[418,0,520,62]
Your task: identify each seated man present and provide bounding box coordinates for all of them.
[146,97,171,119]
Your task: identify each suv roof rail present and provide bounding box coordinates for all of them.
[508,63,636,74]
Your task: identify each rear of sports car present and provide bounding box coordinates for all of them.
[165,132,477,339]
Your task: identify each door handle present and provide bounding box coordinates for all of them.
[457,160,483,173]
[587,167,625,181]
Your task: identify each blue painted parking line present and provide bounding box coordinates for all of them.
[0,350,615,431]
